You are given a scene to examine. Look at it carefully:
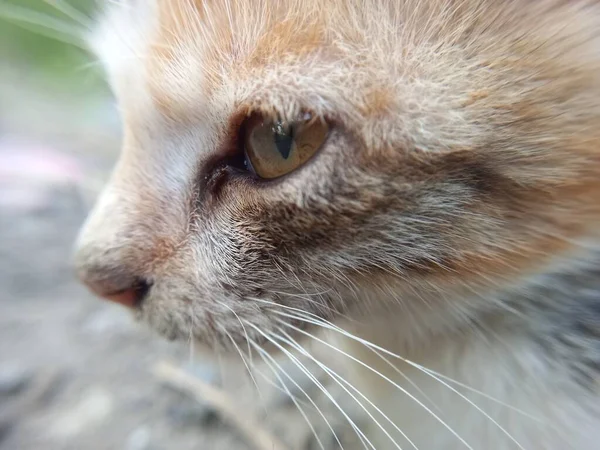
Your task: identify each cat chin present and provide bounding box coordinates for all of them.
[145,318,317,360]
[133,292,321,355]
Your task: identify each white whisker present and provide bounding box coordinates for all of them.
[250,361,314,409]
[187,305,195,364]
[252,331,346,450]
[248,337,327,450]
[217,301,256,370]
[246,322,373,450]
[413,364,542,422]
[271,307,541,421]
[220,325,268,419]
[274,326,420,450]
[404,360,527,450]
[0,3,86,48]
[279,320,474,450]
[276,306,444,416]
[43,0,91,29]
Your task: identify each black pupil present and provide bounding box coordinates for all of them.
[273,122,294,159]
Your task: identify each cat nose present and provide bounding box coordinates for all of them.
[77,264,151,308]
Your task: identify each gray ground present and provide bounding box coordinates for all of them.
[0,72,363,450]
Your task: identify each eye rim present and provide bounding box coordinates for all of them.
[239,111,331,182]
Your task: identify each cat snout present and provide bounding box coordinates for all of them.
[74,251,152,308]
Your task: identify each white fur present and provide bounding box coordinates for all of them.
[76,2,600,449]
[333,323,599,449]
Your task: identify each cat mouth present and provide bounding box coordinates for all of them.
[136,295,322,356]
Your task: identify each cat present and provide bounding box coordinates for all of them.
[72,1,600,448]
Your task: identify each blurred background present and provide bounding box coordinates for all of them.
[0,2,358,450]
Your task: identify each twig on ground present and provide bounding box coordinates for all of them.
[152,360,290,450]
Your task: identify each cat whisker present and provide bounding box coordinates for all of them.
[412,364,542,423]
[215,299,275,422]
[0,2,86,48]
[219,325,270,420]
[399,359,527,450]
[270,261,335,307]
[273,308,542,423]
[259,344,348,450]
[252,296,335,320]
[74,55,160,74]
[277,319,474,449]
[187,304,195,364]
[248,336,327,450]
[243,353,316,411]
[278,312,543,423]
[267,285,333,299]
[272,305,442,418]
[245,321,369,450]
[43,0,92,30]
[250,291,351,325]
[273,325,419,450]
[216,300,256,371]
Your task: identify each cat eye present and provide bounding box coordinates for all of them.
[242,113,329,179]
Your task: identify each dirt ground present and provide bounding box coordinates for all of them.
[0,72,364,450]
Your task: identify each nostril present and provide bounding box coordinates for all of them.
[78,264,152,309]
[86,278,152,308]
[132,279,152,306]
[103,279,152,309]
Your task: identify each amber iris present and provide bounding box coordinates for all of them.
[243,113,329,179]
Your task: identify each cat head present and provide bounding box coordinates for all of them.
[75,0,600,347]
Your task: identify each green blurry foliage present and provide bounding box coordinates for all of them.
[0,0,106,94]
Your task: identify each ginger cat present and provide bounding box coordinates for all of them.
[73,1,600,448]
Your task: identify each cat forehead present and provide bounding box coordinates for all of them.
[92,0,482,153]
[91,0,418,125]
[93,1,341,118]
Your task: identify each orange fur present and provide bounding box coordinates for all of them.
[77,2,600,447]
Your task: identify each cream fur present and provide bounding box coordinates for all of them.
[75,1,600,448]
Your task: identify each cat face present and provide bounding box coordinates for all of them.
[75,0,600,346]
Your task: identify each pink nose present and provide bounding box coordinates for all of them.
[77,266,151,309]
[86,282,146,308]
